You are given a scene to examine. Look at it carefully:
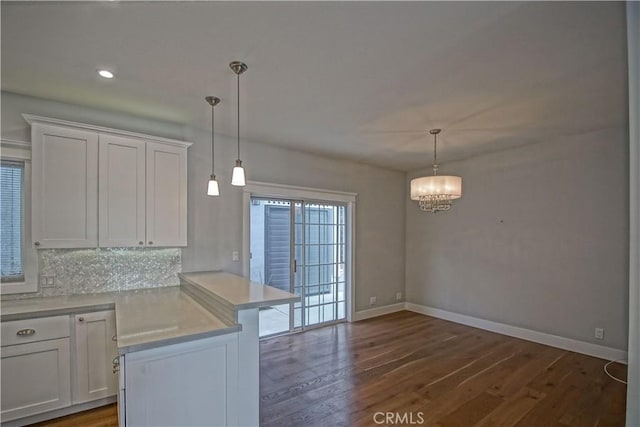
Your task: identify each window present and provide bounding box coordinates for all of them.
[1,139,36,294]
[1,160,25,282]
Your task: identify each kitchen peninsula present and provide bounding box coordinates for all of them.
[0,271,298,427]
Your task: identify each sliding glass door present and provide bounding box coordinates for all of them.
[294,202,346,328]
[250,197,347,337]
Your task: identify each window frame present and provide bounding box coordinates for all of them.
[1,140,37,294]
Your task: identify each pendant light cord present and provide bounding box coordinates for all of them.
[432,132,439,175]
[211,104,215,175]
[236,72,241,161]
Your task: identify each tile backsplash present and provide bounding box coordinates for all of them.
[2,248,181,300]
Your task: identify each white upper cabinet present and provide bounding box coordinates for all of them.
[146,142,188,247]
[26,115,192,249]
[99,135,146,248]
[31,123,98,248]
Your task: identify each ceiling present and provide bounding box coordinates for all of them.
[1,1,628,171]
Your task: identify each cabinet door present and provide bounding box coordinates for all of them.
[99,135,146,247]
[125,333,238,427]
[146,142,188,247]
[73,310,118,403]
[31,124,98,248]
[1,338,71,421]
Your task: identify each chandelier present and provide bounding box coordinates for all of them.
[410,129,462,213]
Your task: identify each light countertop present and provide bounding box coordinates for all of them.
[114,287,240,354]
[1,271,295,353]
[1,293,116,321]
[1,287,240,354]
[179,271,299,310]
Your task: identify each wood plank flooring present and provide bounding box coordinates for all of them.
[30,404,117,427]
[30,311,627,426]
[259,311,627,427]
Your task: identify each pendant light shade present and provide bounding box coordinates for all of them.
[205,95,221,197]
[410,129,462,213]
[230,61,248,187]
[207,176,220,196]
[410,175,462,199]
[231,159,246,186]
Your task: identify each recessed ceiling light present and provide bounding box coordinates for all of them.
[98,70,114,79]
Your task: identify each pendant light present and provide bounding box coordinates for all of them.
[230,61,247,186]
[410,129,462,213]
[205,96,221,196]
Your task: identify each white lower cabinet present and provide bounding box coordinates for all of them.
[0,310,117,425]
[1,316,72,422]
[120,332,239,427]
[73,310,118,403]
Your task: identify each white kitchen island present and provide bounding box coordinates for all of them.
[178,271,299,427]
[116,271,298,427]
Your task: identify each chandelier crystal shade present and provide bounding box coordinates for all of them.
[205,96,221,196]
[230,61,247,187]
[410,129,462,213]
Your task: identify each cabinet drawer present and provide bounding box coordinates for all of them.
[1,316,70,346]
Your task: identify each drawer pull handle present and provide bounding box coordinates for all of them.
[78,317,85,322]
[112,335,117,342]
[16,329,36,337]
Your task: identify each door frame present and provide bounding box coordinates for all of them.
[242,181,357,323]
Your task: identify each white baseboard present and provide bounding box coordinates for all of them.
[405,303,628,362]
[351,302,627,362]
[353,303,405,321]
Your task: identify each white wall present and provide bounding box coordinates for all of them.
[626,1,639,424]
[1,91,406,313]
[406,128,629,350]
[183,123,406,312]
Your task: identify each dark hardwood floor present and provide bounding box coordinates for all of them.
[30,404,117,427]
[31,311,627,426]
[259,311,627,427]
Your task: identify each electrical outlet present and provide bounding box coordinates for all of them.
[595,328,604,340]
[232,251,239,262]
[396,292,402,301]
[40,275,55,288]
[369,296,377,306]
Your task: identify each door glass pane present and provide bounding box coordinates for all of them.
[251,198,291,337]
[293,202,304,329]
[300,202,346,327]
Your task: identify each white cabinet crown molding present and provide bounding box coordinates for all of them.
[22,114,193,149]
[1,139,31,150]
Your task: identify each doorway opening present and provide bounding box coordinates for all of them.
[249,197,350,337]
